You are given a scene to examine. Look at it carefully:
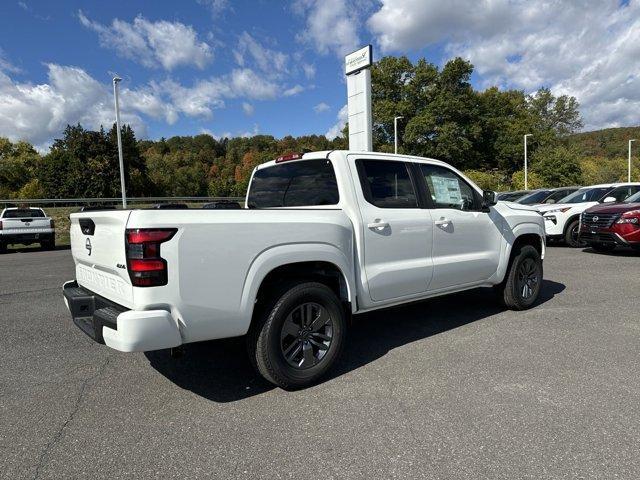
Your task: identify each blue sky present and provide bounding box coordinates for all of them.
[1,0,639,150]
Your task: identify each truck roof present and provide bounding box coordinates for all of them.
[256,150,453,170]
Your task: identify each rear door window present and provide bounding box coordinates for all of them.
[356,160,418,208]
[247,159,339,208]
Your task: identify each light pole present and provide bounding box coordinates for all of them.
[524,134,532,190]
[113,76,127,208]
[394,116,403,154]
[628,139,636,182]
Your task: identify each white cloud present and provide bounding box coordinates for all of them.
[0,59,302,149]
[283,84,305,97]
[234,32,288,76]
[325,104,348,138]
[78,11,212,70]
[367,0,640,130]
[0,64,150,150]
[239,124,260,138]
[242,102,254,116]
[158,68,279,119]
[313,102,330,113]
[0,48,22,74]
[197,0,230,16]
[294,0,363,57]
[302,63,316,79]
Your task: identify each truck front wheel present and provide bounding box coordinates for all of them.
[499,245,543,310]
[248,282,346,389]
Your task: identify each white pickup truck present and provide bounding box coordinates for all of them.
[0,207,55,252]
[63,151,545,388]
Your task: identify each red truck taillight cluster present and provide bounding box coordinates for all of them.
[125,228,177,287]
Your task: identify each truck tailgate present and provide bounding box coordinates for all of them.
[70,211,133,308]
[1,217,51,233]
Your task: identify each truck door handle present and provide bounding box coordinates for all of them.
[367,220,389,231]
[435,218,452,227]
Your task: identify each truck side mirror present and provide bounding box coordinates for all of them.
[482,190,497,208]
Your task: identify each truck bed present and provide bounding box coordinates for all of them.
[69,208,354,342]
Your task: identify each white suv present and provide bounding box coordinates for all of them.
[538,183,640,247]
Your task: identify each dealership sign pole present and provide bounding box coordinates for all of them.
[113,76,127,209]
[345,45,373,151]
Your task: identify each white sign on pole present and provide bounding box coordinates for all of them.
[345,45,373,151]
[345,45,372,75]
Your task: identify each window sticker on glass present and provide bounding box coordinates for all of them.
[431,176,462,206]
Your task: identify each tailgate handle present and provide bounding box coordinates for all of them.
[79,218,95,236]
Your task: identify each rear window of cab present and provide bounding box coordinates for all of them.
[247,159,339,208]
[2,209,45,218]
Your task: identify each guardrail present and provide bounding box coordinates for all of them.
[0,197,244,207]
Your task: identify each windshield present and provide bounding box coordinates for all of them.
[516,190,551,205]
[559,187,611,204]
[2,209,45,218]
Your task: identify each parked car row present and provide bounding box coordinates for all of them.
[499,183,640,252]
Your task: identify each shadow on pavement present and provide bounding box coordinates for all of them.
[582,246,640,257]
[145,279,566,403]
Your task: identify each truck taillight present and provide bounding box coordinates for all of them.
[125,228,177,287]
[0,221,2,230]
[50,219,55,228]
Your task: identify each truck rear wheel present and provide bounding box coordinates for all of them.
[248,282,346,389]
[0,242,6,254]
[499,245,543,310]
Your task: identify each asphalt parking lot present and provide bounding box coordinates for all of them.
[1,246,639,479]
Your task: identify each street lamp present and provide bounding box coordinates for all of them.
[394,116,404,154]
[628,139,636,182]
[113,76,127,209]
[524,134,532,190]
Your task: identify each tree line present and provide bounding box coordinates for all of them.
[1,55,638,200]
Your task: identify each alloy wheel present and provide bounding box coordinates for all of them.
[517,257,540,300]
[280,302,334,369]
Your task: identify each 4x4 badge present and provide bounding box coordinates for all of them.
[85,238,92,256]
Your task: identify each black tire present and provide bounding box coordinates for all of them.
[564,219,585,248]
[247,282,346,389]
[0,242,6,254]
[40,237,55,251]
[591,242,616,253]
[499,245,543,310]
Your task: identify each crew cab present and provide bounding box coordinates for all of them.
[537,183,640,247]
[579,190,640,252]
[63,151,546,388]
[0,207,55,252]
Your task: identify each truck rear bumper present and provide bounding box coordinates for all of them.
[62,280,181,352]
[1,232,54,243]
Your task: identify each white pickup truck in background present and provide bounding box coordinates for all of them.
[0,207,55,253]
[63,151,545,388]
